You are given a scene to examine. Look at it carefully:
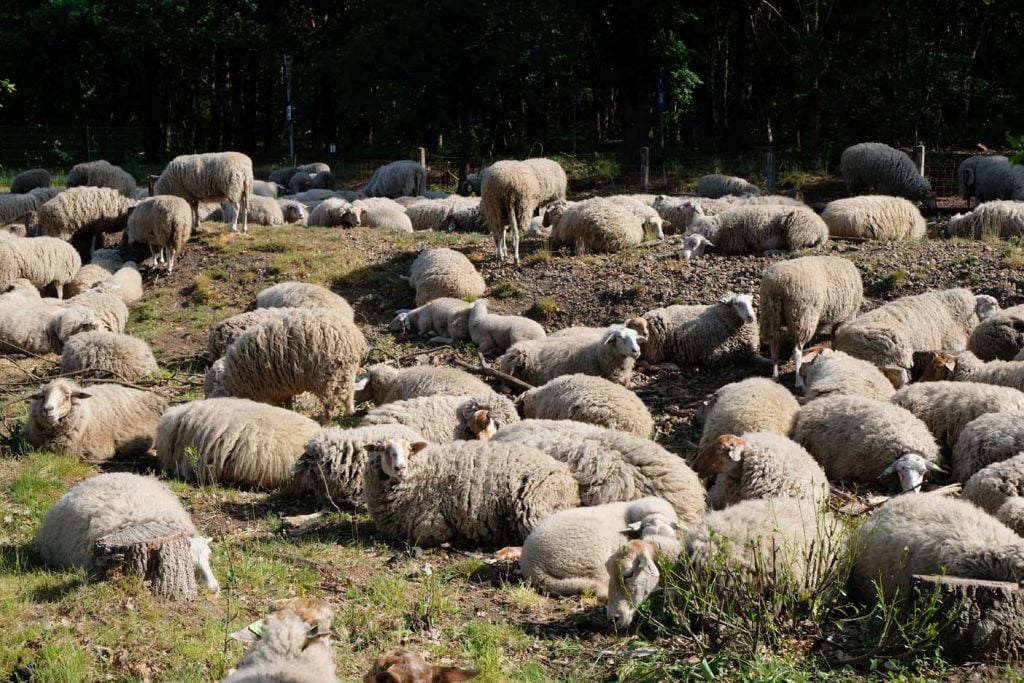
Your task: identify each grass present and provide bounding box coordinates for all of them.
[531,296,559,319]
[490,280,520,299]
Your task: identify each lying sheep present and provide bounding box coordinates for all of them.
[66,284,129,333]
[697,377,800,450]
[497,325,645,387]
[363,160,427,198]
[840,142,935,208]
[0,187,59,224]
[10,169,51,194]
[957,155,1024,203]
[681,205,829,260]
[696,174,760,198]
[0,302,103,354]
[693,433,829,509]
[307,198,360,228]
[268,166,298,187]
[468,299,546,355]
[277,199,309,225]
[0,278,42,308]
[408,248,486,306]
[253,281,354,320]
[128,195,191,273]
[388,298,472,344]
[962,455,1024,536]
[59,330,159,381]
[821,195,926,241]
[520,374,654,437]
[364,650,477,683]
[252,180,280,198]
[950,411,1024,481]
[547,198,645,254]
[153,151,253,233]
[22,378,167,461]
[64,264,114,298]
[605,522,684,629]
[106,263,143,305]
[969,304,1024,361]
[354,364,493,406]
[922,351,1024,392]
[405,198,456,231]
[481,160,541,263]
[289,172,314,194]
[604,195,670,238]
[759,255,863,387]
[36,473,218,592]
[491,419,706,523]
[363,437,580,546]
[33,187,137,255]
[157,398,319,489]
[362,393,519,442]
[352,197,413,232]
[223,194,284,226]
[66,160,136,198]
[945,200,1024,240]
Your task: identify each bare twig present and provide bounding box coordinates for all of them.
[452,353,535,393]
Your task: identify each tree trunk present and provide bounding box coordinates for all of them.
[93,522,197,601]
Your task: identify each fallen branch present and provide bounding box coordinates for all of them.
[452,353,535,393]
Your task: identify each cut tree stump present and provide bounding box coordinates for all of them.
[93,522,197,601]
[912,574,1024,662]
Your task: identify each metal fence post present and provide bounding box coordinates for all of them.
[766,147,776,194]
[639,146,650,192]
[914,145,926,176]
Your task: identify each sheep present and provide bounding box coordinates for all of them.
[480,160,541,263]
[289,172,315,194]
[496,325,645,386]
[205,308,295,362]
[834,288,989,387]
[361,393,519,443]
[0,187,58,224]
[491,419,707,523]
[840,142,935,208]
[36,473,218,592]
[519,374,654,437]
[388,298,472,343]
[66,284,129,333]
[851,494,1024,602]
[106,262,143,305]
[520,497,678,598]
[153,151,253,234]
[604,195,670,238]
[268,166,298,187]
[353,363,493,406]
[223,194,284,227]
[696,174,760,198]
[307,198,360,227]
[223,597,336,683]
[22,378,167,461]
[296,163,330,175]
[945,200,1024,240]
[407,248,486,306]
[547,198,645,254]
[680,205,829,260]
[921,350,1024,392]
[404,196,483,232]
[283,189,346,207]
[219,309,367,423]
[59,330,159,381]
[467,299,546,355]
[821,195,926,241]
[798,347,897,402]
[311,171,335,190]
[252,180,281,198]
[127,195,191,273]
[458,171,484,196]
[0,302,103,355]
[10,169,51,194]
[363,160,427,198]
[652,196,708,233]
[363,437,579,547]
[157,398,319,489]
[65,160,137,198]
[0,278,42,308]
[957,155,1024,203]
[629,292,759,370]
[64,264,114,298]
[277,199,309,225]
[353,197,414,233]
[697,377,800,450]
[253,281,354,320]
[33,186,137,254]
[0,236,81,297]
[891,381,1024,457]
[522,157,567,205]
[363,650,478,683]
[758,255,863,387]
[693,433,829,509]
[969,304,1024,361]
[949,411,1024,481]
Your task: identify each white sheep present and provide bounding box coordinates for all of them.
[604,195,670,238]
[362,393,519,442]
[946,200,1024,240]
[523,158,568,205]
[277,198,309,225]
[253,281,354,320]
[352,197,414,232]
[957,155,1024,203]
[10,169,51,194]
[969,304,1024,361]
[0,301,103,355]
[950,411,1024,481]
[497,325,645,387]
[363,160,427,198]
[223,598,336,683]
[106,262,143,305]
[353,363,493,406]
[798,347,897,402]
[0,278,42,308]
[223,194,285,226]
[205,308,294,362]
[962,454,1024,536]
[548,198,645,254]
[480,160,541,263]
[387,297,472,344]
[32,186,137,255]
[153,151,253,233]
[307,198,360,228]
[22,378,167,461]
[66,160,137,198]
[252,180,281,198]
[64,264,115,298]
[604,520,687,628]
[681,205,829,260]
[128,195,191,273]
[0,235,80,298]
[696,174,760,198]
[921,350,1024,392]
[407,248,486,306]
[66,284,129,333]
[467,299,546,355]
[840,142,935,208]
[821,195,926,241]
[59,330,159,381]
[697,377,800,450]
[519,374,654,437]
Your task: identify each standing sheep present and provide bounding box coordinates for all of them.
[946,200,1024,240]
[467,299,546,355]
[957,155,1024,203]
[362,393,519,443]
[59,330,159,381]
[681,205,828,260]
[821,195,926,241]
[33,187,138,255]
[65,160,137,198]
[0,236,81,297]
[388,298,472,344]
[153,152,253,234]
[697,377,800,450]
[840,142,936,208]
[10,169,51,194]
[496,325,646,386]
[252,281,354,320]
[407,248,486,306]
[548,198,645,254]
[481,160,541,264]
[362,160,427,198]
[969,304,1024,361]
[949,411,1024,481]
[205,309,294,362]
[520,374,655,437]
[523,158,568,205]
[696,174,760,198]
[798,347,897,402]
[128,195,191,273]
[353,364,493,406]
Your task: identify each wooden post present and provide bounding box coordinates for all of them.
[913,145,926,176]
[766,147,777,195]
[93,522,198,601]
[639,147,650,192]
[418,147,426,169]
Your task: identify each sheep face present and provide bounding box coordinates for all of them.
[882,453,944,492]
[919,353,957,382]
[190,536,220,593]
[604,328,645,359]
[725,293,756,324]
[388,312,411,334]
[363,650,479,682]
[34,380,89,426]
[693,435,744,477]
[606,540,660,629]
[342,206,362,228]
[976,295,1000,321]
[541,199,570,228]
[681,233,713,260]
[372,439,427,480]
[467,409,497,440]
[231,597,334,648]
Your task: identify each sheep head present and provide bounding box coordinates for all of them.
[33,379,89,427]
[880,453,945,492]
[603,327,646,359]
[623,316,649,339]
[605,540,660,630]
[723,292,756,324]
[368,438,427,480]
[388,311,412,334]
[975,294,1000,321]
[363,650,479,682]
[919,353,957,382]
[541,199,570,228]
[692,434,745,477]
[230,597,334,652]
[190,536,220,593]
[681,233,714,261]
[466,409,498,440]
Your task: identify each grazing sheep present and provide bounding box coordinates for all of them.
[362,393,519,443]
[0,235,81,296]
[798,347,897,402]
[277,199,309,225]
[153,151,253,233]
[491,419,707,523]
[467,299,546,355]
[0,187,59,224]
[681,205,829,260]
[693,433,829,509]
[307,198,360,227]
[946,200,1024,240]
[921,351,1024,392]
[834,288,988,387]
[852,494,1024,601]
[957,155,1024,203]
[480,160,541,263]
[33,186,137,254]
[10,169,51,194]
[696,174,760,198]
[36,473,218,592]
[388,298,472,343]
[821,195,926,241]
[840,142,935,208]
[127,195,191,273]
[0,302,103,354]
[547,198,645,254]
[697,377,800,450]
[353,364,493,406]
[759,255,863,387]
[22,378,167,461]
[363,437,580,547]
[219,309,367,422]
[950,411,1024,481]
[520,374,654,437]
[969,304,1024,361]
[363,650,478,683]
[353,197,414,233]
[523,158,568,205]
[497,325,645,386]
[363,160,427,198]
[157,398,319,489]
[892,381,1024,457]
[223,194,284,226]
[962,454,1024,535]
[408,248,486,306]
[65,160,137,198]
[60,330,159,381]
[630,292,759,368]
[253,281,354,320]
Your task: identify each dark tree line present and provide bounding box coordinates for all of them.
[1,0,1022,164]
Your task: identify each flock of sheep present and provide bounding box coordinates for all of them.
[4,138,1024,677]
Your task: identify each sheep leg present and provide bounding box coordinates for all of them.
[167,249,177,274]
[792,344,805,390]
[190,202,200,236]
[769,340,780,380]
[510,210,520,265]
[229,201,240,233]
[54,282,64,300]
[241,193,249,234]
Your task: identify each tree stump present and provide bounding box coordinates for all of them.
[93,522,197,601]
[911,574,1024,662]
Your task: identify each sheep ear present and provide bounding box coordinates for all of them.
[410,441,428,454]
[662,220,671,228]
[879,464,896,478]
[353,375,370,391]
[229,619,264,643]
[926,461,946,473]
[71,391,91,400]
[30,391,43,400]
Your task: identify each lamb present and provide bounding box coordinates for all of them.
[36,473,218,592]
[630,292,759,368]
[22,378,167,461]
[0,236,81,296]
[949,411,1024,481]
[821,195,926,241]
[277,199,309,225]
[157,398,319,489]
[362,394,519,442]
[519,374,654,437]
[490,419,707,523]
[353,363,493,407]
[962,455,1024,536]
[921,350,1024,391]
[127,195,191,273]
[681,205,829,260]
[10,169,51,194]
[696,174,760,198]
[59,330,159,381]
[693,433,829,509]
[547,198,645,254]
[834,288,989,387]
[0,302,103,355]
[307,198,360,227]
[759,255,863,387]
[223,194,284,226]
[891,381,1024,457]
[840,142,935,208]
[33,187,137,254]
[363,160,427,198]
[363,437,580,547]
[467,299,546,355]
[253,281,355,320]
[946,200,1024,240]
[407,248,486,306]
[521,497,678,598]
[363,650,478,683]
[957,155,1024,203]
[388,298,472,343]
[107,263,143,305]
[352,197,414,232]
[851,494,1024,601]
[292,424,425,509]
[0,187,59,224]
[480,160,541,263]
[205,308,294,362]
[153,151,253,233]
[65,160,137,198]
[697,377,800,450]
[218,309,367,422]
[968,304,1024,361]
[798,347,897,402]
[496,325,646,386]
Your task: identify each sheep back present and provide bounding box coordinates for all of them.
[59,330,158,381]
[550,198,644,253]
[698,378,799,449]
[822,195,926,241]
[840,142,933,202]
[951,410,1024,481]
[521,374,654,437]
[408,248,485,306]
[640,301,759,366]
